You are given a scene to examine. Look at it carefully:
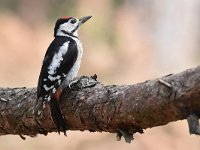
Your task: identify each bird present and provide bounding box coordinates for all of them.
[35,16,92,135]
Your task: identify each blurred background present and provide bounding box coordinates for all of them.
[0,0,200,149]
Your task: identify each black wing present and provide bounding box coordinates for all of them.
[37,36,78,100]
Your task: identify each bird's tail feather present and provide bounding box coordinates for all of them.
[50,97,67,135]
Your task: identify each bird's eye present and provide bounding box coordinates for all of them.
[70,19,76,24]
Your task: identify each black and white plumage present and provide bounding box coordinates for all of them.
[35,16,92,135]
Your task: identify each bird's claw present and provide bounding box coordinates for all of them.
[68,78,79,89]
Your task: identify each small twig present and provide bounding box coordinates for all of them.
[187,114,200,135]
[158,79,172,88]
[116,128,134,143]
[19,134,26,140]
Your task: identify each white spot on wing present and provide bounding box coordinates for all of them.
[48,75,61,81]
[48,42,70,75]
[47,96,51,101]
[43,84,54,91]
[52,88,56,93]
[62,73,67,77]
[44,95,51,102]
[58,79,61,85]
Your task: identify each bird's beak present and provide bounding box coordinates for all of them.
[78,16,92,26]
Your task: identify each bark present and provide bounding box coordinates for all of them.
[0,66,200,140]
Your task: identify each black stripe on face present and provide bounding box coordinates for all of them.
[61,30,79,39]
[61,30,68,35]
[71,25,79,34]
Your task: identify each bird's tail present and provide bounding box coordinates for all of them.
[49,97,67,135]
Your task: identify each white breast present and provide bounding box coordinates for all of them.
[62,36,83,86]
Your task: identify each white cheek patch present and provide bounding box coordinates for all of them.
[56,21,79,36]
[60,22,78,33]
[48,42,70,75]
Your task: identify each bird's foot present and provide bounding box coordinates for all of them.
[68,75,98,90]
[68,77,80,89]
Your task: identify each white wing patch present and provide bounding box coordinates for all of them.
[52,88,56,93]
[48,75,61,81]
[43,84,54,91]
[58,79,61,85]
[44,95,51,101]
[48,41,70,75]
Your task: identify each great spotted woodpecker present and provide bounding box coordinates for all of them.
[35,16,92,135]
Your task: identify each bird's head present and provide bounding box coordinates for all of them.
[54,16,92,37]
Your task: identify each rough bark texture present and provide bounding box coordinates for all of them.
[0,66,200,139]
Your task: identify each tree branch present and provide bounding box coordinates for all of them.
[0,66,200,141]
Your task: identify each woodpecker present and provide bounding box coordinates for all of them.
[35,16,92,135]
